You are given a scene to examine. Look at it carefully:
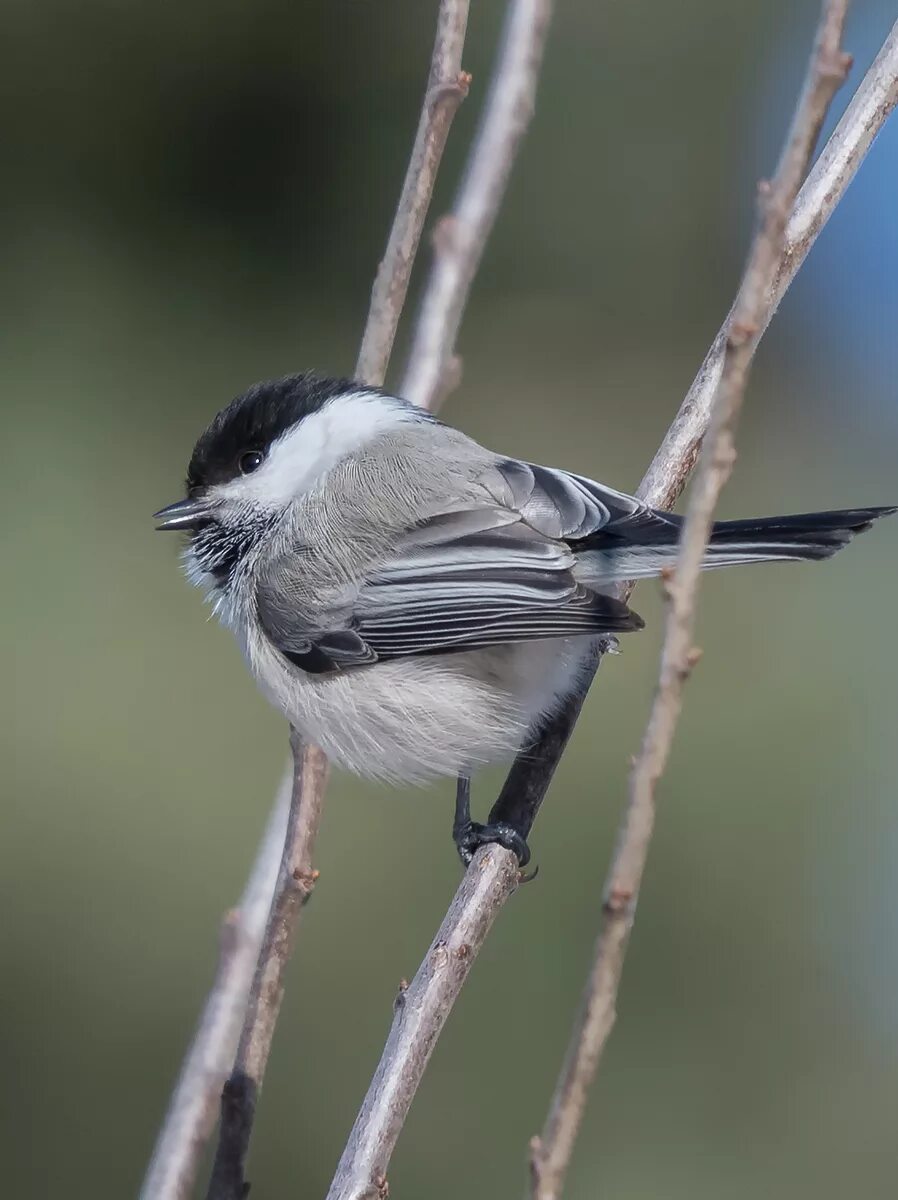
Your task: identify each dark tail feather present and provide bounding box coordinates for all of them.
[702,506,897,562]
[576,505,895,583]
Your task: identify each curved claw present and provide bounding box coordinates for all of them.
[453,819,532,869]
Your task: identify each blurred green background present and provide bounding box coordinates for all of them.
[4,1,898,1197]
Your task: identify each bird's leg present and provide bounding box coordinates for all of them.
[453,774,473,845]
[452,774,531,869]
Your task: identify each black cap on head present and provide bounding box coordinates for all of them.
[186,372,360,493]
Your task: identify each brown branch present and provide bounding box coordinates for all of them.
[356,0,471,386]
[142,6,898,1197]
[139,779,290,1200]
[325,3,555,1197]
[205,734,326,1200]
[139,7,471,1199]
[639,12,898,512]
[202,7,472,1196]
[401,0,554,410]
[328,847,522,1200]
[326,9,898,1200]
[490,7,898,841]
[528,6,857,1197]
[202,4,472,1195]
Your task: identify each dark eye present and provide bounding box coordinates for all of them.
[238,450,265,475]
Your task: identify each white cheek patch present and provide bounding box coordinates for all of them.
[215,391,413,509]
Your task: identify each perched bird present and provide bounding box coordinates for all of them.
[155,373,894,861]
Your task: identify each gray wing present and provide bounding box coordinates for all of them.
[484,458,679,543]
[258,459,651,675]
[350,525,642,662]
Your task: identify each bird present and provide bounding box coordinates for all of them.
[155,372,895,863]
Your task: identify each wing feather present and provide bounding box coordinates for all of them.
[486,459,680,544]
[257,459,655,674]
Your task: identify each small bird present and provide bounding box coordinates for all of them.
[156,373,894,862]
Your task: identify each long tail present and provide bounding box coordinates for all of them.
[578,506,896,583]
[695,507,896,564]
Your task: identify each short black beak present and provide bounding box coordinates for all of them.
[154,497,216,531]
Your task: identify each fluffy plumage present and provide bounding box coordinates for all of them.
[156,373,895,783]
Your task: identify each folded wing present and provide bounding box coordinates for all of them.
[257,491,644,674]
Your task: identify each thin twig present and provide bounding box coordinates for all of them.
[401,0,554,410]
[203,4,472,1195]
[529,4,855,1196]
[329,10,898,1200]
[139,778,290,1200]
[206,734,327,1200]
[639,12,898,512]
[140,7,471,1199]
[356,1,471,386]
[330,847,522,1200]
[326,3,555,1197]
[490,6,898,840]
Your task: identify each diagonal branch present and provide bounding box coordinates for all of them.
[202,10,472,1200]
[401,0,554,409]
[356,1,472,385]
[327,9,898,1200]
[490,5,898,842]
[326,2,555,1197]
[206,734,327,1200]
[529,5,859,1197]
[329,845,523,1200]
[139,6,471,1199]
[139,776,291,1200]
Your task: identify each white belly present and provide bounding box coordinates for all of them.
[242,624,591,785]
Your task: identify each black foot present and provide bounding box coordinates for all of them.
[453,775,534,871]
[452,819,532,869]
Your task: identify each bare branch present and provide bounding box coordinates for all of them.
[139,778,290,1200]
[401,0,555,409]
[206,734,327,1200]
[325,9,898,1200]
[491,8,898,849]
[327,847,522,1200]
[139,7,471,1198]
[529,7,861,1197]
[639,12,898,511]
[356,1,471,386]
[142,5,898,1196]
[326,2,555,1195]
